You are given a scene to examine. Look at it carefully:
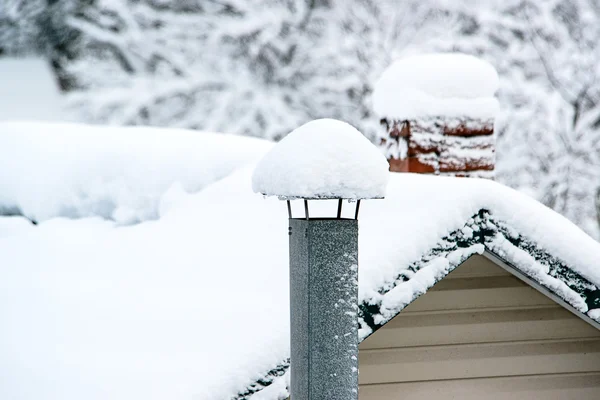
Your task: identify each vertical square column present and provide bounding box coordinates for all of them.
[289,218,359,400]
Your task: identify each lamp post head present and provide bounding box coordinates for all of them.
[252,118,389,219]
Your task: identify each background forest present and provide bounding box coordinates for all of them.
[2,0,599,239]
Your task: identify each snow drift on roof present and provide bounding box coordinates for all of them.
[252,118,389,199]
[0,122,273,224]
[373,53,500,120]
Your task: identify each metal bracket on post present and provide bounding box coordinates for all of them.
[304,199,309,220]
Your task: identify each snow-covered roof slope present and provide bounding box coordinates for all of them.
[0,122,273,224]
[1,127,600,400]
[373,53,500,120]
[252,119,389,199]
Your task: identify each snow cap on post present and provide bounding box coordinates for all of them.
[252,118,389,200]
[255,118,383,400]
[373,53,500,178]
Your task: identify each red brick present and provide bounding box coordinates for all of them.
[389,156,437,173]
[381,116,496,178]
[443,123,494,136]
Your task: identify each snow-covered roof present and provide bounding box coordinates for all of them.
[0,58,66,122]
[373,53,500,121]
[252,118,389,199]
[1,122,600,400]
[0,122,272,224]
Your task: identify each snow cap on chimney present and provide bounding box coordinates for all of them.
[252,118,389,200]
[373,53,499,178]
[253,118,388,400]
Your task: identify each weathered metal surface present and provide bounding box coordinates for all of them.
[289,218,359,400]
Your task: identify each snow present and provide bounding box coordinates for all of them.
[359,173,600,309]
[2,124,600,399]
[0,122,273,224]
[0,58,66,122]
[589,309,600,320]
[486,235,588,312]
[377,244,485,321]
[252,119,389,199]
[373,53,500,120]
[249,375,290,400]
[0,169,290,400]
[0,216,34,238]
[65,0,445,141]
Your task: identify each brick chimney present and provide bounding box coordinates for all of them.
[373,53,499,178]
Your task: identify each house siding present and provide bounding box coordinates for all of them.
[358,255,600,399]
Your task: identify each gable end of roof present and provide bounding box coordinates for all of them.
[359,209,599,339]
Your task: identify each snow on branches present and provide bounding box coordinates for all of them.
[65,0,447,140]
[424,0,600,239]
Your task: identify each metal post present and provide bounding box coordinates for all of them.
[289,218,359,400]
